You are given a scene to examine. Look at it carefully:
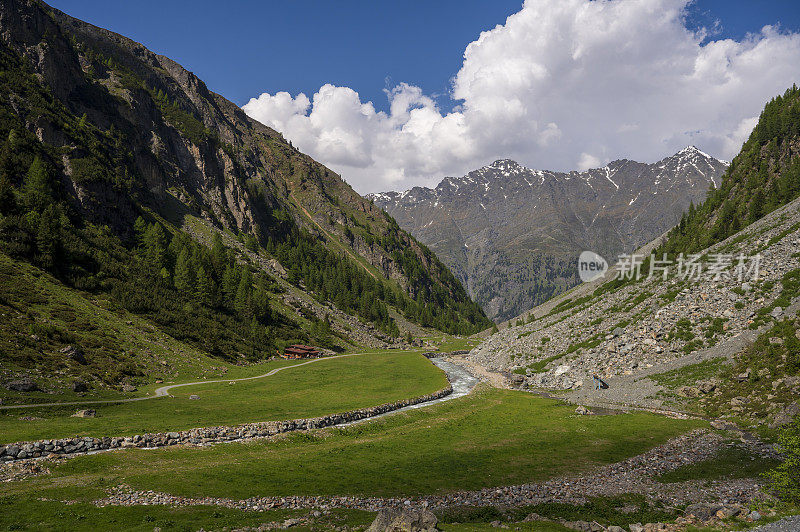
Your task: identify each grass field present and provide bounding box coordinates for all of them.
[0,385,709,530]
[655,445,780,484]
[0,352,447,443]
[7,387,705,500]
[424,335,481,352]
[647,357,728,389]
[0,495,375,532]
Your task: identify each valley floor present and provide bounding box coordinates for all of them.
[1,349,793,531]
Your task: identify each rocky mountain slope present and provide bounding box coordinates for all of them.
[370,148,728,321]
[467,87,800,433]
[0,0,490,390]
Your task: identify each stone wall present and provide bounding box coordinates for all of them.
[0,386,452,462]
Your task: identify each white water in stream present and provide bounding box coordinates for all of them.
[340,357,478,427]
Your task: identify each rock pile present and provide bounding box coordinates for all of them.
[0,459,51,482]
[5,378,39,392]
[366,507,438,532]
[59,345,86,364]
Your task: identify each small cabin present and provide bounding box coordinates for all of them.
[280,344,321,359]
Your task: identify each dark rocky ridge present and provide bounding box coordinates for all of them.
[370,148,728,321]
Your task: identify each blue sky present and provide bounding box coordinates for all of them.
[47,0,800,112]
[48,0,521,110]
[47,1,800,193]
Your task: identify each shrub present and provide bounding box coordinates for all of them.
[767,418,800,503]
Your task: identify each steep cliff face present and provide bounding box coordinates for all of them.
[0,0,489,337]
[370,148,728,321]
[1,0,271,234]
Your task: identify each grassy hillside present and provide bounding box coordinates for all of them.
[0,251,241,395]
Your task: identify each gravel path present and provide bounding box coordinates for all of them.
[0,353,373,411]
[751,515,800,531]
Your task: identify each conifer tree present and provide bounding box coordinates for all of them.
[196,264,212,305]
[133,216,147,246]
[173,248,195,292]
[36,204,61,270]
[159,266,171,284]
[142,223,168,275]
[0,139,14,208]
[0,170,14,215]
[749,188,765,222]
[23,156,51,212]
[252,284,271,323]
[234,268,253,317]
[222,264,240,305]
[211,233,226,275]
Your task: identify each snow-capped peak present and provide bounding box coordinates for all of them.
[676,145,714,160]
[482,159,529,176]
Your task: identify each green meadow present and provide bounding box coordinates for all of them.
[0,351,447,443]
[7,387,704,498]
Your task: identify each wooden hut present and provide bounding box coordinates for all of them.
[280,344,321,359]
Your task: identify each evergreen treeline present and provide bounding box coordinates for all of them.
[0,146,296,360]
[268,226,401,337]
[664,85,800,255]
[262,215,491,337]
[372,218,491,334]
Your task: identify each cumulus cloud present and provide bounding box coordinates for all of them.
[243,0,800,193]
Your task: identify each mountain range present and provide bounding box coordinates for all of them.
[370,147,728,321]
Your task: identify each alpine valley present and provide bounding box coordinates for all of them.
[2,1,800,531]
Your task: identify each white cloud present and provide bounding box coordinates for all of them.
[243,0,800,194]
[577,153,606,171]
